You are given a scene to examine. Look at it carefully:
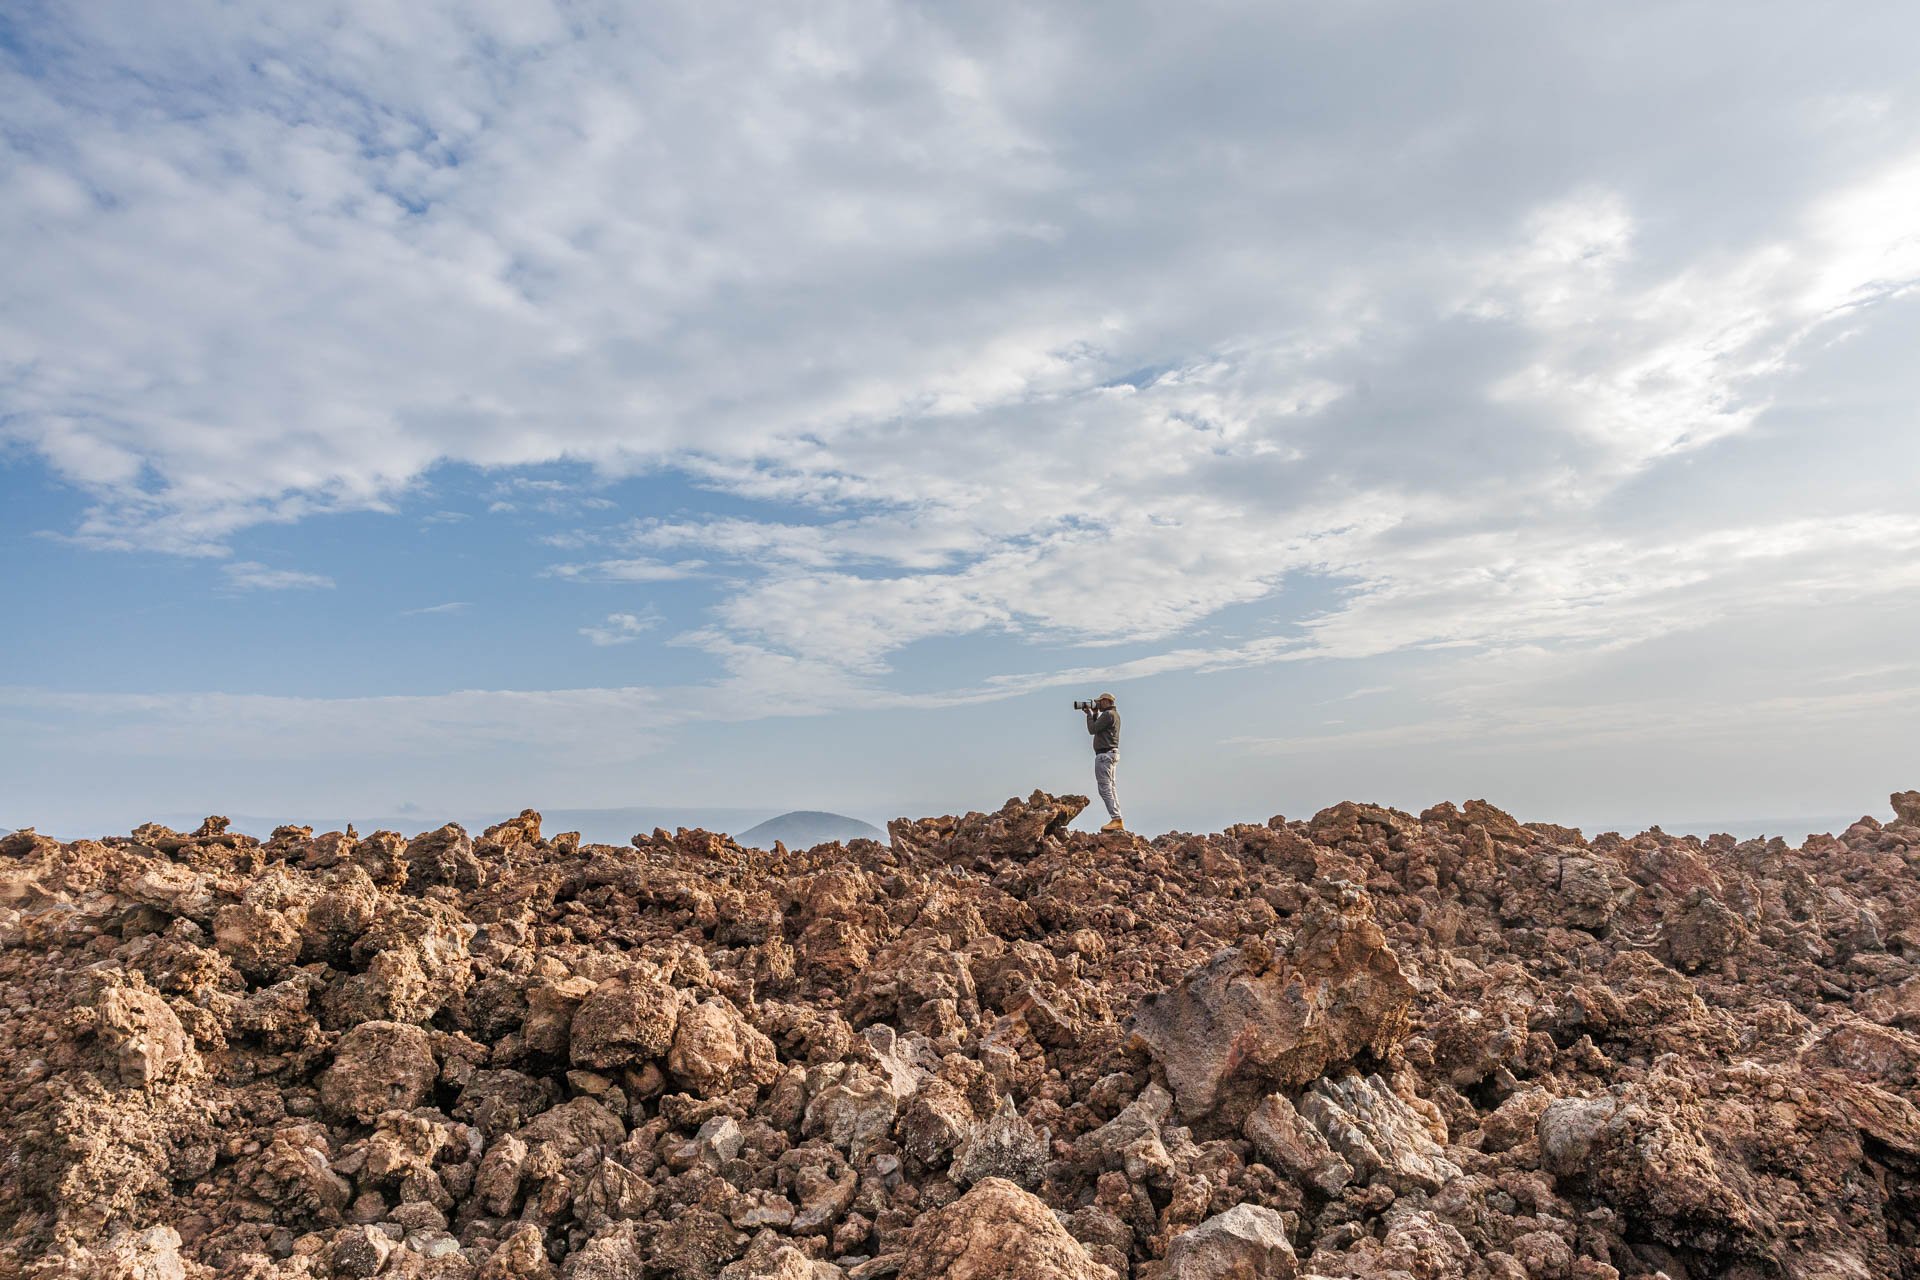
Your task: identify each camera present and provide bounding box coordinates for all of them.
[1073,700,1095,711]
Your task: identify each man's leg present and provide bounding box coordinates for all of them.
[1095,751,1123,823]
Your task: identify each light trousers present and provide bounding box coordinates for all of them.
[1094,750,1122,821]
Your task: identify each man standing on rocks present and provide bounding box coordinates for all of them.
[1084,692,1125,832]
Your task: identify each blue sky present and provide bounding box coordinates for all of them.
[5,1,1920,838]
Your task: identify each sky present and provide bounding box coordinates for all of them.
[4,1,1920,840]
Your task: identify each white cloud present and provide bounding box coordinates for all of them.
[221,561,335,591]
[549,558,705,583]
[581,611,661,646]
[7,0,1920,793]
[402,601,468,615]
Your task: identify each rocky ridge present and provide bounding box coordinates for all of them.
[1,790,1918,1279]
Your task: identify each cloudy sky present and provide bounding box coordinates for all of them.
[5,1,1919,838]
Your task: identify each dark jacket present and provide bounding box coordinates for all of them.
[1085,707,1120,754]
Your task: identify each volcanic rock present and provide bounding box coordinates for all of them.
[1244,1093,1351,1195]
[1295,1073,1460,1193]
[92,983,198,1088]
[668,996,779,1096]
[1162,1203,1298,1279]
[318,1020,437,1122]
[890,1177,1116,1280]
[570,972,681,1068]
[948,1096,1047,1189]
[1127,882,1415,1121]
[5,789,1920,1278]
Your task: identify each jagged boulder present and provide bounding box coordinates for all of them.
[1302,1204,1472,1279]
[570,973,681,1068]
[318,1020,436,1122]
[1540,1061,1902,1268]
[803,1063,898,1159]
[1074,1081,1175,1182]
[403,822,484,891]
[897,1076,976,1166]
[92,985,198,1088]
[667,997,779,1097]
[1127,884,1414,1120]
[479,1224,555,1279]
[1163,1204,1298,1279]
[892,1177,1117,1280]
[482,808,544,851]
[1295,1074,1459,1193]
[949,1096,1047,1189]
[1244,1093,1350,1195]
[889,791,1087,861]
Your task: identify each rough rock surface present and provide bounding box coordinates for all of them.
[1163,1203,1297,1279]
[1127,883,1414,1122]
[891,1177,1114,1280]
[1,792,1919,1278]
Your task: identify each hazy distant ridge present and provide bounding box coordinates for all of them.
[736,810,884,849]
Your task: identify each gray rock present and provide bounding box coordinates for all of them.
[1295,1075,1459,1193]
[950,1096,1048,1189]
[1244,1093,1352,1195]
[803,1064,899,1159]
[1557,856,1621,930]
[326,1225,397,1278]
[693,1115,746,1167]
[1163,1204,1297,1279]
[1537,1095,1619,1176]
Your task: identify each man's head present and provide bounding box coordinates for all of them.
[1096,692,1116,708]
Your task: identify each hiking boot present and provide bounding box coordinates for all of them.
[1101,818,1126,833]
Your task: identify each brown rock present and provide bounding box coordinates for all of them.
[318,1020,437,1122]
[1163,1204,1297,1279]
[478,1224,555,1280]
[563,1221,644,1279]
[15,791,1920,1279]
[482,808,544,851]
[889,791,1087,862]
[570,974,681,1068]
[404,822,483,891]
[1127,885,1414,1120]
[94,985,198,1088]
[667,997,779,1097]
[650,1207,744,1280]
[1244,1093,1351,1195]
[893,1177,1117,1280]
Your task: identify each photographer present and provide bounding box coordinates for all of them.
[1076,692,1125,832]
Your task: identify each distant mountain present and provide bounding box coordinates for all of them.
[736,810,884,850]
